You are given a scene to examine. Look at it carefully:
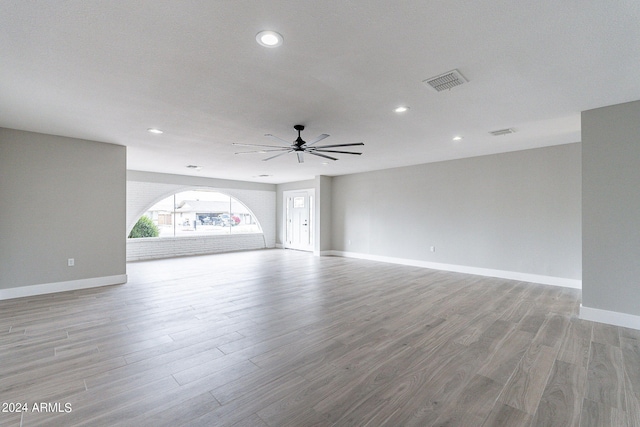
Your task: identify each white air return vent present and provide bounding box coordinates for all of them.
[489,128,516,136]
[422,69,468,92]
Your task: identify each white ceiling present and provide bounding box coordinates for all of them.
[2,1,640,184]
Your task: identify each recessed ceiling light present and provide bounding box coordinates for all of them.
[452,136,463,141]
[256,30,283,48]
[394,106,409,113]
[147,128,163,134]
[322,162,329,165]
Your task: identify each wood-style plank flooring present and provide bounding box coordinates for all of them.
[1,249,639,426]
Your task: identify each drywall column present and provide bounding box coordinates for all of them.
[582,100,640,328]
[0,128,127,299]
[314,175,332,255]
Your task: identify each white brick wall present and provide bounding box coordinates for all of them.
[126,178,275,261]
[126,234,267,261]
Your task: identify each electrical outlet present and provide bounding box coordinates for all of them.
[430,246,436,252]
[68,258,75,267]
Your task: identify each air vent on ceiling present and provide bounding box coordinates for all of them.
[489,128,516,136]
[422,69,467,92]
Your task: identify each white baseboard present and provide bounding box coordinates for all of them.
[579,305,640,330]
[326,251,581,289]
[0,274,128,301]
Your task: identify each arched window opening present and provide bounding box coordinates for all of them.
[129,189,262,238]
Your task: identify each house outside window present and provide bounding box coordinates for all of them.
[129,189,262,238]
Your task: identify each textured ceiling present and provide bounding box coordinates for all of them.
[2,1,640,183]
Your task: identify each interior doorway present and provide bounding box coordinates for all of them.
[284,189,314,251]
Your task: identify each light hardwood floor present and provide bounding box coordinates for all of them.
[1,249,639,426]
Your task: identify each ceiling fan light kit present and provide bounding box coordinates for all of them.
[234,125,364,163]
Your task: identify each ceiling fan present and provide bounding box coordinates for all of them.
[233,125,364,163]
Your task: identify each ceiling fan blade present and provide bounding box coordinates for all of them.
[265,134,293,145]
[242,128,363,163]
[307,151,338,161]
[305,133,330,146]
[311,149,362,155]
[311,142,364,149]
[262,150,294,161]
[233,142,291,148]
[235,148,291,154]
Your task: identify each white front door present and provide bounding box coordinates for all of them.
[284,190,314,251]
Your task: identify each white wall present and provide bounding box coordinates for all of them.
[0,128,126,299]
[127,171,276,261]
[330,144,582,285]
[582,100,640,324]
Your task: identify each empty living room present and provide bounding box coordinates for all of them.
[2,2,640,426]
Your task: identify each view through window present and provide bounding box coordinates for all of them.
[129,190,262,238]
